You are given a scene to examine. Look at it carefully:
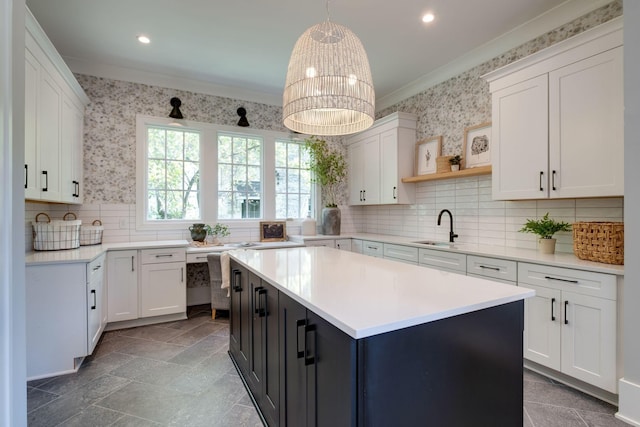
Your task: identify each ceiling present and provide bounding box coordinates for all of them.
[26,0,609,109]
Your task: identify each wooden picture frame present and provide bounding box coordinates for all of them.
[463,122,492,168]
[260,221,287,242]
[414,136,442,176]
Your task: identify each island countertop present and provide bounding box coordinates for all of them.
[229,246,534,339]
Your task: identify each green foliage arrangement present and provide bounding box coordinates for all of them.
[206,223,230,237]
[518,212,571,239]
[304,136,347,208]
[449,155,463,165]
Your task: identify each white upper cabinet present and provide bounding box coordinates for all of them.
[347,112,416,206]
[24,7,89,204]
[484,18,623,200]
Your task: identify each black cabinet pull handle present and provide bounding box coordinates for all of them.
[42,170,48,191]
[539,171,543,191]
[155,254,174,258]
[296,319,306,359]
[393,186,397,200]
[363,190,366,201]
[24,164,28,189]
[91,289,96,310]
[359,190,363,202]
[479,265,500,271]
[544,276,578,284]
[258,288,267,318]
[551,297,556,321]
[181,267,184,283]
[304,324,316,366]
[131,256,135,272]
[92,265,101,271]
[564,300,569,325]
[552,170,557,191]
[72,180,80,198]
[253,286,264,315]
[232,270,242,292]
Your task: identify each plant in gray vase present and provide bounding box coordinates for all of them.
[304,136,347,235]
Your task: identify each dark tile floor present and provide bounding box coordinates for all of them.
[27,305,627,427]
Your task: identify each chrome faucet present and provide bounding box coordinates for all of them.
[437,209,458,243]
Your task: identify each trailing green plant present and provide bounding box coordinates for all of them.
[304,136,347,208]
[518,212,571,239]
[206,223,230,238]
[449,155,463,165]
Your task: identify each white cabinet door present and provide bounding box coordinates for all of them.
[561,290,617,392]
[491,75,549,200]
[348,142,365,205]
[380,129,399,204]
[362,134,380,205]
[335,239,352,251]
[24,48,39,199]
[37,66,63,202]
[351,239,363,254]
[107,250,139,322]
[87,255,106,354]
[524,284,562,371]
[61,95,84,204]
[549,47,623,198]
[140,262,186,318]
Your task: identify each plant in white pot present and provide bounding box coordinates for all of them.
[518,212,571,254]
[304,136,347,235]
[206,223,230,246]
[449,155,463,172]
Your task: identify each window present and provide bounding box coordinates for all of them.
[145,126,201,221]
[217,133,263,219]
[136,115,317,231]
[275,139,312,219]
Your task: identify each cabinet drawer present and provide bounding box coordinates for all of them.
[518,262,616,300]
[467,255,517,283]
[351,239,363,254]
[384,244,418,263]
[140,247,186,265]
[86,253,106,283]
[187,252,214,264]
[418,248,466,273]
[305,239,335,248]
[362,240,383,258]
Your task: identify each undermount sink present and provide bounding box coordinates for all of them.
[412,240,454,247]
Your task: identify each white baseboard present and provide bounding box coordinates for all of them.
[616,378,640,426]
[187,286,211,306]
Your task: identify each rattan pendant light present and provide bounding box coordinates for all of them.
[283,5,375,136]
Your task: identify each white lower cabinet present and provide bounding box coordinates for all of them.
[107,250,138,322]
[26,253,106,379]
[383,243,418,265]
[362,240,384,258]
[466,255,517,284]
[139,248,187,318]
[519,263,617,393]
[305,239,335,248]
[351,239,363,254]
[418,248,466,273]
[335,239,352,251]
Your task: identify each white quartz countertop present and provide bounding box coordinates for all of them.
[290,233,624,276]
[229,247,535,339]
[25,240,190,265]
[186,240,304,253]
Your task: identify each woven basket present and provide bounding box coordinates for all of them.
[80,220,104,246]
[573,222,624,265]
[436,156,465,173]
[32,212,81,251]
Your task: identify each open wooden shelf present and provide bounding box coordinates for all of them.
[401,165,492,183]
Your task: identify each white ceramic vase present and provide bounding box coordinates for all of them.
[451,164,460,171]
[538,238,556,254]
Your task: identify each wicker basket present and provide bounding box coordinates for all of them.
[436,156,465,173]
[573,221,624,265]
[80,220,104,246]
[32,212,81,251]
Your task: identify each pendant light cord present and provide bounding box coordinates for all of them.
[326,0,331,22]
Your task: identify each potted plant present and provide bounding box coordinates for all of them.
[449,155,463,172]
[206,223,230,246]
[518,212,571,254]
[304,136,347,235]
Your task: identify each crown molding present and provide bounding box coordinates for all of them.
[64,56,283,107]
[376,0,614,111]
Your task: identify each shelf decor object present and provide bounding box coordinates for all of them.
[415,136,442,176]
[282,3,375,136]
[464,122,492,168]
[573,221,624,265]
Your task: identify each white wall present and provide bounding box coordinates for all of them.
[618,1,640,425]
[1,0,26,426]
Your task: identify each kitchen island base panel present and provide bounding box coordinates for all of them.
[359,301,524,427]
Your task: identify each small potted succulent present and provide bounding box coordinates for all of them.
[206,223,230,246]
[518,212,571,254]
[449,155,463,172]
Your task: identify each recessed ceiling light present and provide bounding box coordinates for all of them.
[137,35,151,44]
[422,13,435,23]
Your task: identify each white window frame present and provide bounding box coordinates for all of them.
[136,114,318,232]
